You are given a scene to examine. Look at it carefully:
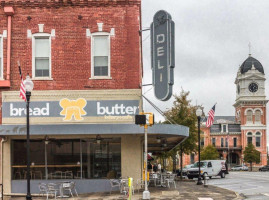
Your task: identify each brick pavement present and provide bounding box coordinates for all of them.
[4,180,241,200]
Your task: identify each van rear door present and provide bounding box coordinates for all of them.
[207,162,213,176]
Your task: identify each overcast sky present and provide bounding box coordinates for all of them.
[141,0,269,125]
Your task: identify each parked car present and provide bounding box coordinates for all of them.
[259,165,269,172]
[176,164,194,177]
[231,165,248,171]
[187,160,228,179]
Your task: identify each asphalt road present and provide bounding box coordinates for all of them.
[208,171,269,199]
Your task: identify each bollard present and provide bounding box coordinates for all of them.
[128,177,133,200]
[203,174,208,187]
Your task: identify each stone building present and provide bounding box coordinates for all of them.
[182,54,268,168]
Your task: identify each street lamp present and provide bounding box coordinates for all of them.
[196,107,203,185]
[24,74,34,200]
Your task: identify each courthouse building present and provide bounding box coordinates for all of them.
[0,0,188,195]
[182,55,268,168]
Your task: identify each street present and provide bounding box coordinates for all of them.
[209,171,269,199]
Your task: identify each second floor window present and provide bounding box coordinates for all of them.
[233,138,237,147]
[246,110,253,123]
[222,124,227,132]
[221,138,224,147]
[33,35,51,78]
[201,137,204,147]
[255,110,261,123]
[225,138,228,147]
[92,35,110,77]
[247,132,252,144]
[212,138,216,147]
[256,132,261,147]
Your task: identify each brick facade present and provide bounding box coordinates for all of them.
[0,0,142,123]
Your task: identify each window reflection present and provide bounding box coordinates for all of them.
[11,138,121,180]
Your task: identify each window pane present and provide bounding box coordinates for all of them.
[94,36,108,56]
[94,56,108,67]
[82,138,121,179]
[46,139,81,179]
[223,125,226,132]
[35,38,49,57]
[212,138,216,146]
[35,58,49,77]
[256,137,261,147]
[247,137,252,144]
[36,58,49,70]
[255,111,261,122]
[233,138,237,147]
[201,137,204,147]
[94,66,108,76]
[247,111,252,122]
[11,140,45,180]
[221,138,224,147]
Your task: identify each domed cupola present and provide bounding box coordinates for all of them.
[240,56,264,74]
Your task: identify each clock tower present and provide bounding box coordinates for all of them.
[234,54,268,166]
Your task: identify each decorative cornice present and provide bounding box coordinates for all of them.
[2,89,142,102]
[240,125,267,130]
[233,100,268,107]
[0,0,141,8]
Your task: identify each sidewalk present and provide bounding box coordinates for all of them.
[4,180,241,200]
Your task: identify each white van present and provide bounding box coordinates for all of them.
[187,160,227,179]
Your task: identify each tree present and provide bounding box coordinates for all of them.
[163,90,198,178]
[243,143,260,171]
[200,145,219,160]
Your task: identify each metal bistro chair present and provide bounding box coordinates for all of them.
[149,173,158,187]
[110,179,121,194]
[42,183,59,200]
[62,181,78,197]
[165,174,176,188]
[38,183,47,196]
[120,179,134,195]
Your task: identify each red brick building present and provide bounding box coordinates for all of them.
[0,0,188,195]
[182,55,268,168]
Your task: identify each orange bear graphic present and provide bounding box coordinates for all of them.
[59,98,87,121]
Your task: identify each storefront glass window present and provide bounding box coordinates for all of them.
[11,138,121,180]
[11,140,45,180]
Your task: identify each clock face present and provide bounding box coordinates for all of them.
[248,82,258,93]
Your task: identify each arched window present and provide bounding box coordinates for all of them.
[246,110,253,123]
[255,110,261,123]
[256,132,261,147]
[247,132,252,144]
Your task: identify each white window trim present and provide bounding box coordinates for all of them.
[244,108,254,115]
[221,124,228,133]
[90,32,111,79]
[32,33,52,80]
[255,132,261,147]
[255,131,262,136]
[254,108,263,115]
[0,36,3,80]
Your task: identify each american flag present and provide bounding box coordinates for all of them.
[18,62,26,101]
[206,105,216,128]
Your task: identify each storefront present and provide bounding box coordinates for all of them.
[0,89,189,194]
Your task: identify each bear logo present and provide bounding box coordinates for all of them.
[59,98,87,121]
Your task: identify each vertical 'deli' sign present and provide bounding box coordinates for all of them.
[151,10,175,101]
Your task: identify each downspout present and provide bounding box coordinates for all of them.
[1,136,7,198]
[0,7,14,88]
